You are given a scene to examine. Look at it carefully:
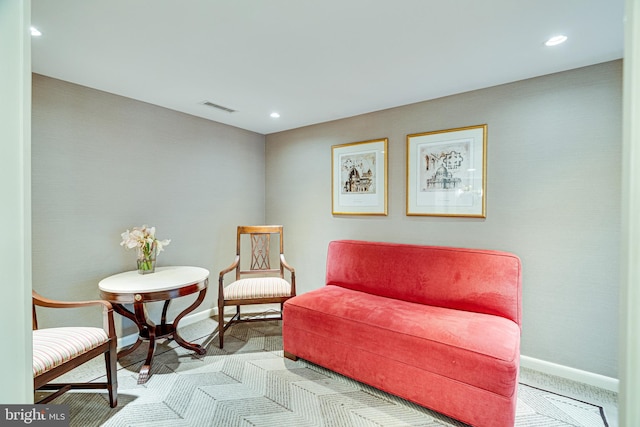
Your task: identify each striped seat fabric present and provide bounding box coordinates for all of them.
[224,277,291,300]
[33,327,109,377]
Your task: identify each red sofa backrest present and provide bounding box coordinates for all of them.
[325,240,522,325]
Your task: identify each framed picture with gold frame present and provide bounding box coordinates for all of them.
[406,125,487,217]
[332,138,388,215]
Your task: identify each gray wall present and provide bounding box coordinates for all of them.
[32,74,266,331]
[265,60,622,378]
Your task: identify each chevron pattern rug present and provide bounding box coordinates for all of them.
[45,318,610,427]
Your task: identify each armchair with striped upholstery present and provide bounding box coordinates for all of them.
[32,290,118,407]
[217,225,296,348]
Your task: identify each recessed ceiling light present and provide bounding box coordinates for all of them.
[30,26,42,37]
[270,112,280,118]
[545,35,567,47]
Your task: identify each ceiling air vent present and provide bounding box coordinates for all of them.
[202,101,236,113]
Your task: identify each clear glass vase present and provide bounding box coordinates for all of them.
[137,242,157,274]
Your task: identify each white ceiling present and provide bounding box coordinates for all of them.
[31,1,624,135]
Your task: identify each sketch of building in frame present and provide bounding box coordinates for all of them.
[340,151,377,194]
[419,139,471,192]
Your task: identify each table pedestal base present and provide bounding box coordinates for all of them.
[113,288,207,384]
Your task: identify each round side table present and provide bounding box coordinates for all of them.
[99,266,209,383]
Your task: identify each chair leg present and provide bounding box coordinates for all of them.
[105,344,118,407]
[218,302,225,349]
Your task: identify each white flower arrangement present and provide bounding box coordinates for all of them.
[120,225,171,272]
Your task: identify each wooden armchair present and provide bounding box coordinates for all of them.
[218,225,296,348]
[32,290,118,407]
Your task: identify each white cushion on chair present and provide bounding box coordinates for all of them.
[33,327,109,377]
[224,277,292,300]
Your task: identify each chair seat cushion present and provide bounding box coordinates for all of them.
[33,327,109,377]
[224,277,292,300]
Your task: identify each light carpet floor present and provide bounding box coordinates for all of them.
[40,318,615,426]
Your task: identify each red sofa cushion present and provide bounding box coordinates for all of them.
[326,240,522,325]
[285,284,520,398]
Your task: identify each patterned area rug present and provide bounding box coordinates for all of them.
[46,319,609,426]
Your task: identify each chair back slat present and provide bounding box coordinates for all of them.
[250,233,271,270]
[235,225,284,279]
[239,269,281,275]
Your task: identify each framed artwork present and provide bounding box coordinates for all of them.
[406,125,487,217]
[332,138,388,215]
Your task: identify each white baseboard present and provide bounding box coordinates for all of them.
[520,355,619,393]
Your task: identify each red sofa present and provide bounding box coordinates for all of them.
[283,240,522,427]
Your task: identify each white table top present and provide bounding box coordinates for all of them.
[98,266,210,293]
